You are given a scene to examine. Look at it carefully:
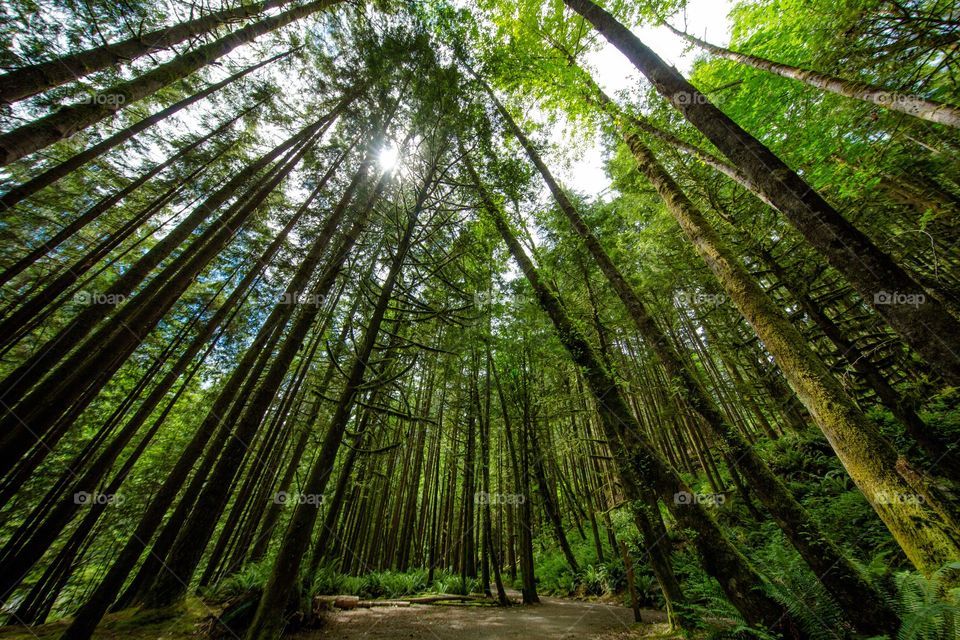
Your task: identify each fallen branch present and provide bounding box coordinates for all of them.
[314,593,497,612]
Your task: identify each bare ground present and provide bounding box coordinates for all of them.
[0,594,675,640]
[293,596,672,640]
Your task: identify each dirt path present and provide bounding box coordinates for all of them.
[294,596,668,640]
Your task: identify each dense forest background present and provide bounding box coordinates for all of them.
[0,0,958,638]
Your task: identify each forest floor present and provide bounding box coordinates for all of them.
[0,594,674,640]
[296,594,672,640]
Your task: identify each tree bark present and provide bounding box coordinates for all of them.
[0,0,341,166]
[0,52,287,212]
[0,0,296,104]
[666,23,960,129]
[244,153,434,640]
[0,102,251,286]
[621,125,960,576]
[489,84,899,633]
[0,128,318,483]
[564,0,960,386]
[0,115,325,426]
[464,151,795,632]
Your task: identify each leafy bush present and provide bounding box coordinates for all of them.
[757,542,847,640]
[581,564,605,596]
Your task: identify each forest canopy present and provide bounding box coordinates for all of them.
[0,0,958,639]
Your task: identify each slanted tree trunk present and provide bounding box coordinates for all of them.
[665,23,960,129]
[619,124,960,576]
[632,493,686,630]
[563,0,960,386]
[59,268,289,640]
[0,114,327,431]
[0,52,289,212]
[137,147,385,611]
[0,0,297,103]
[0,102,252,286]
[0,129,319,489]
[0,148,225,353]
[58,143,372,640]
[464,151,796,632]
[0,0,342,166]
[749,241,960,482]
[243,153,435,640]
[0,107,353,483]
[0,133,332,603]
[489,86,900,634]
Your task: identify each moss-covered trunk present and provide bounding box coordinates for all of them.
[563,0,960,387]
[665,23,960,129]
[622,128,960,576]
[464,152,799,633]
[491,85,900,633]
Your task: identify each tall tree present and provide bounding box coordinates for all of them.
[563,0,960,385]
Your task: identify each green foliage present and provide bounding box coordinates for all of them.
[361,570,431,599]
[310,567,474,599]
[433,574,481,596]
[756,540,848,640]
[205,560,272,603]
[894,563,960,640]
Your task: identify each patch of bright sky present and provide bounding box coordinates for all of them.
[550,0,734,200]
[378,143,401,171]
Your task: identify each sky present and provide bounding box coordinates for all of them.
[553,0,734,198]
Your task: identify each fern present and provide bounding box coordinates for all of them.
[894,563,960,640]
[205,560,271,602]
[755,537,848,640]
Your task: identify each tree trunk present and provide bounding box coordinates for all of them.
[0,0,341,166]
[0,102,250,286]
[666,23,960,129]
[620,125,960,576]
[58,140,367,640]
[0,52,287,212]
[0,0,296,103]
[465,152,795,632]
[489,85,899,633]
[564,0,960,386]
[0,129,317,484]
[137,147,383,610]
[0,114,326,433]
[244,154,434,640]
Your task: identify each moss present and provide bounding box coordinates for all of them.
[0,597,208,640]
